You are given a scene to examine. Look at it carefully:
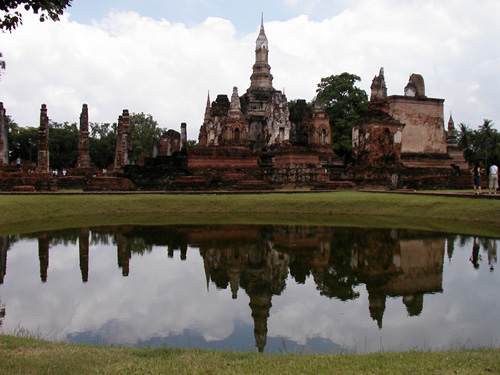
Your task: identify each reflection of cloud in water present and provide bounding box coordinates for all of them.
[0,228,499,353]
[1,241,250,344]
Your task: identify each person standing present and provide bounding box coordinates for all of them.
[473,162,483,195]
[489,163,498,194]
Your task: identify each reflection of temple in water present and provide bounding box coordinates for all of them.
[38,231,50,283]
[2,225,481,352]
[0,236,8,327]
[352,229,445,328]
[0,236,8,285]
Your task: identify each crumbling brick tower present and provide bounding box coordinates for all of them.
[77,104,90,168]
[113,109,131,172]
[37,104,50,173]
[0,102,8,167]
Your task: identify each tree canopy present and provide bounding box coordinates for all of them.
[315,72,369,159]
[0,0,72,31]
[458,119,500,169]
[129,112,163,163]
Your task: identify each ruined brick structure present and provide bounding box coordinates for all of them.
[37,104,50,173]
[389,75,447,156]
[446,114,468,171]
[77,104,90,168]
[0,102,8,167]
[113,109,131,172]
[351,68,469,188]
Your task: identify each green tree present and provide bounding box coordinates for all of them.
[315,72,369,159]
[89,122,116,169]
[458,119,500,169]
[0,0,72,31]
[7,120,38,163]
[128,112,163,163]
[48,121,78,170]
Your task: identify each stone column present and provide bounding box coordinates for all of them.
[37,104,50,173]
[77,104,90,168]
[0,103,8,167]
[181,122,187,151]
[113,109,130,172]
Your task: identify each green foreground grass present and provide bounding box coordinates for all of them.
[1,335,499,375]
[0,191,499,236]
[1,191,499,374]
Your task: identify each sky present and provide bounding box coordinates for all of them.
[1,0,499,140]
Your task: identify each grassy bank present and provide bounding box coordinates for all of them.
[1,335,499,375]
[0,191,499,236]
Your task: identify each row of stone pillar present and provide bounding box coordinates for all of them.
[0,102,131,173]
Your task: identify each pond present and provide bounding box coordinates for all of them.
[0,224,498,354]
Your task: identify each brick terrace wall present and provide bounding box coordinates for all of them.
[188,146,259,169]
[0,172,57,191]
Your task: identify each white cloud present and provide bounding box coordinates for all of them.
[0,0,499,144]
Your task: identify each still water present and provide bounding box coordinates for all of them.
[0,225,498,354]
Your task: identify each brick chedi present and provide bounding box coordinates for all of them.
[113,109,131,172]
[445,113,468,171]
[241,16,291,150]
[37,104,50,173]
[352,68,405,167]
[77,104,90,168]
[0,102,8,167]
[199,16,292,151]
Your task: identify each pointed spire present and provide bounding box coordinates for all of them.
[250,15,273,90]
[448,112,455,129]
[256,13,268,50]
[204,91,211,123]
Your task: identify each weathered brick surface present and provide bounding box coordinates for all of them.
[0,172,57,191]
[388,96,446,154]
[84,176,134,191]
[37,104,50,173]
[188,147,259,169]
[77,104,91,168]
[0,103,8,167]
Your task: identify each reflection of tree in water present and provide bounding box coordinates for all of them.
[315,228,360,301]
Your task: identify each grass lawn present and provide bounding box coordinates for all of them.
[0,191,498,236]
[1,335,499,375]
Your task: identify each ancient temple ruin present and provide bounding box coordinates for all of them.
[0,18,469,192]
[351,68,469,188]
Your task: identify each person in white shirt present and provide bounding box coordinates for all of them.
[489,164,498,194]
